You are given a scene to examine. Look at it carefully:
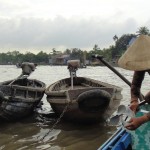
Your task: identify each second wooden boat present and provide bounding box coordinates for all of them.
[45,60,122,123]
[0,62,46,121]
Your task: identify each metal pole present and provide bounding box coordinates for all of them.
[92,55,144,102]
[92,55,131,86]
[71,72,74,89]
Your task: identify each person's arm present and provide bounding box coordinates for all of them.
[125,71,150,131]
[125,114,150,130]
[131,71,145,103]
[146,112,150,120]
[130,71,145,112]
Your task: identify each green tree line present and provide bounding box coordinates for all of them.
[0,26,149,65]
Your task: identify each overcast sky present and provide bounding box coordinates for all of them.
[0,0,150,53]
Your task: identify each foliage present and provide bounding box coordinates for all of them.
[0,26,149,65]
[112,34,136,57]
[136,26,150,35]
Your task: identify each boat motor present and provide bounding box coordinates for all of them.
[67,60,80,76]
[67,60,80,89]
[21,62,37,76]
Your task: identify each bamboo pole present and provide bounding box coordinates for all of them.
[92,55,145,102]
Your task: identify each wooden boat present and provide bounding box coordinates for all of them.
[45,60,122,123]
[99,104,150,150]
[0,62,46,121]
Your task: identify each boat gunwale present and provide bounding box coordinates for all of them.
[4,95,42,102]
[45,77,122,94]
[46,87,117,96]
[0,79,46,92]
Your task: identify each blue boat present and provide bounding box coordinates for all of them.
[99,104,150,150]
[99,128,132,150]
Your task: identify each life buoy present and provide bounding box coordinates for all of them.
[77,89,111,113]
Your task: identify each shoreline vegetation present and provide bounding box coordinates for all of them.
[0,49,120,66]
[1,26,149,66]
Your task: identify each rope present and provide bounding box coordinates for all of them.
[39,101,70,142]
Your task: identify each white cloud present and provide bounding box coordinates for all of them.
[0,0,149,53]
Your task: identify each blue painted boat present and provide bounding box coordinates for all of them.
[99,104,150,150]
[99,128,132,150]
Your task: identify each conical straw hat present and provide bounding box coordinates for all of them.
[118,35,150,71]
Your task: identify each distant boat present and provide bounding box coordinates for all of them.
[16,63,21,68]
[45,60,122,123]
[0,62,46,121]
[80,63,87,68]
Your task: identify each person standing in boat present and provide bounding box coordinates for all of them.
[118,34,150,130]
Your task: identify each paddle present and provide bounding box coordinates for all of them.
[91,55,149,126]
[91,54,145,102]
[92,55,131,86]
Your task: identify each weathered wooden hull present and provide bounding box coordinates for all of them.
[0,79,46,121]
[99,104,150,149]
[45,77,122,123]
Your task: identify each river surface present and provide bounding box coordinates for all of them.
[0,65,149,150]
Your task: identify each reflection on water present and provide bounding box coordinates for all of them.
[0,117,116,150]
[0,65,150,150]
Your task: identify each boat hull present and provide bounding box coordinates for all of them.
[99,128,132,150]
[46,77,122,123]
[0,79,46,121]
[50,100,105,123]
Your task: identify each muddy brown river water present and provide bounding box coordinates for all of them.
[0,65,149,150]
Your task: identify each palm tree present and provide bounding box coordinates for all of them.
[136,26,150,35]
[93,44,100,51]
[113,35,118,42]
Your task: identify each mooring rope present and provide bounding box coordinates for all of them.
[39,101,70,142]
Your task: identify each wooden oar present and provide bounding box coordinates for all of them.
[9,74,29,85]
[92,54,145,102]
[92,55,131,85]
